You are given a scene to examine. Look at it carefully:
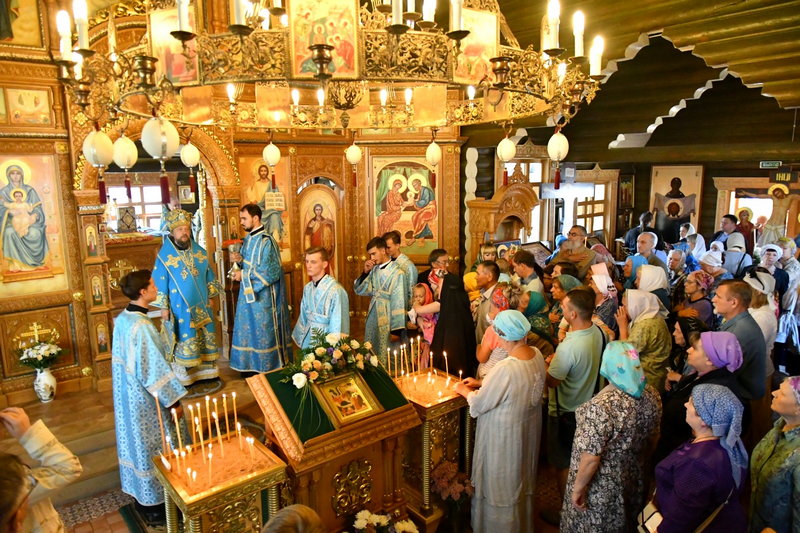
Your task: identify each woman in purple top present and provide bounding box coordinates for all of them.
[675,270,715,329]
[655,384,748,533]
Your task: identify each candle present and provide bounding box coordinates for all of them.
[589,35,604,76]
[187,405,196,446]
[205,396,212,438]
[422,0,435,21]
[185,445,192,463]
[443,350,448,377]
[212,398,218,424]
[195,417,205,463]
[154,392,167,454]
[450,0,462,32]
[247,437,255,464]
[231,392,238,431]
[393,350,398,379]
[391,0,402,24]
[406,0,414,13]
[72,0,89,50]
[207,452,213,483]
[572,10,584,56]
[459,369,463,381]
[72,52,83,80]
[546,0,560,50]
[237,422,243,450]
[223,394,230,440]
[233,0,246,25]
[192,470,197,485]
[172,447,180,470]
[177,0,190,32]
[56,11,72,61]
[171,408,183,451]
[180,450,186,471]
[273,0,282,7]
[107,14,117,56]
[212,412,225,457]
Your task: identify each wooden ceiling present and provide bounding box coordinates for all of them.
[497,0,800,109]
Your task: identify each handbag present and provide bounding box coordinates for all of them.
[638,487,733,533]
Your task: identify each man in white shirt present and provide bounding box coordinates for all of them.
[474,261,500,343]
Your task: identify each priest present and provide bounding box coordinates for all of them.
[292,246,350,348]
[230,204,292,372]
[113,270,187,523]
[354,236,406,365]
[153,209,221,385]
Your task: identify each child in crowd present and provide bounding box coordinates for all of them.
[407,283,437,368]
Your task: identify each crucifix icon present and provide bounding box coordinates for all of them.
[17,322,58,348]
[109,259,136,289]
[540,181,596,233]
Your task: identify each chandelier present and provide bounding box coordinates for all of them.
[56,0,605,202]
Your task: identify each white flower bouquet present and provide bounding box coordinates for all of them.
[18,341,62,370]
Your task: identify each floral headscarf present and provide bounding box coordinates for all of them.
[523,291,554,345]
[788,376,800,406]
[691,384,748,487]
[491,286,510,311]
[687,270,714,293]
[591,273,616,302]
[428,268,446,294]
[600,341,647,398]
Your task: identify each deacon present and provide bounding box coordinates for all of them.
[153,209,221,386]
[292,246,350,348]
[354,236,406,364]
[230,204,292,373]
[383,230,418,304]
[113,270,187,523]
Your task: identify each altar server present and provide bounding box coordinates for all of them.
[153,209,221,385]
[383,230,418,305]
[293,246,350,348]
[230,204,292,373]
[113,270,186,519]
[354,236,407,365]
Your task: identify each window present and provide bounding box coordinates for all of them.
[575,183,607,234]
[107,185,164,231]
[504,162,544,241]
[729,196,773,227]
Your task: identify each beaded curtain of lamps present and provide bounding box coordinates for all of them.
[60,0,604,203]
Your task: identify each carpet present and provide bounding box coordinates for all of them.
[57,489,133,528]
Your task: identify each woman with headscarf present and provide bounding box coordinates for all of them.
[699,249,732,299]
[654,331,746,464]
[421,272,477,377]
[588,272,618,339]
[560,341,661,532]
[665,316,708,390]
[519,290,555,358]
[622,254,648,291]
[616,289,672,393]
[455,310,546,533]
[635,264,671,311]
[548,275,583,338]
[654,384,748,533]
[750,376,800,533]
[675,270,716,329]
[475,283,523,380]
[666,249,688,308]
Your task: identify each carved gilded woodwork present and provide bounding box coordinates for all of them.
[196,31,289,83]
[362,31,450,83]
[332,459,373,517]
[205,492,261,533]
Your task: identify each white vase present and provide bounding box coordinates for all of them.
[33,368,57,403]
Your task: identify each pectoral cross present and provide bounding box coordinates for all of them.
[17,322,58,347]
[540,181,596,232]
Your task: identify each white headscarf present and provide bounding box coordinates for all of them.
[637,264,669,292]
[686,224,706,258]
[625,289,663,327]
[591,273,616,301]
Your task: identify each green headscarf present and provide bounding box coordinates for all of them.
[523,291,554,345]
[556,274,582,292]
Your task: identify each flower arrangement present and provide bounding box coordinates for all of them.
[352,509,418,533]
[18,341,62,370]
[281,329,380,390]
[431,461,473,508]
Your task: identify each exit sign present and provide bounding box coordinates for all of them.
[760,161,783,169]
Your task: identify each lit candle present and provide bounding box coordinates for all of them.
[207,452,213,483]
[172,447,180,470]
[171,408,183,451]
[572,10,584,57]
[223,394,230,440]
[231,392,239,431]
[180,450,186,471]
[459,369,463,381]
[405,88,413,107]
[387,348,391,375]
[393,350,398,379]
[247,436,255,464]
[205,396,212,437]
[56,11,72,61]
[546,0,560,50]
[72,0,89,50]
[187,405,196,446]
[589,35,604,76]
[191,469,197,486]
[195,417,205,463]
[444,351,449,376]
[450,0,462,32]
[212,412,225,457]
[467,85,476,101]
[380,89,388,107]
[391,0,402,24]
[177,0,190,32]
[154,392,167,454]
[237,422,243,450]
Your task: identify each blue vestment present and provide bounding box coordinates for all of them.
[292,274,350,349]
[394,253,418,305]
[0,182,48,269]
[112,309,187,505]
[153,237,221,385]
[230,226,292,372]
[354,261,406,365]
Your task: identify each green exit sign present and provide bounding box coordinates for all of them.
[760,161,783,169]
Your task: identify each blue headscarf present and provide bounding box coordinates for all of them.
[691,384,748,487]
[624,255,649,289]
[493,310,531,341]
[600,341,647,398]
[556,274,583,293]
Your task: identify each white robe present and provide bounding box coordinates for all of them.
[468,354,546,533]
